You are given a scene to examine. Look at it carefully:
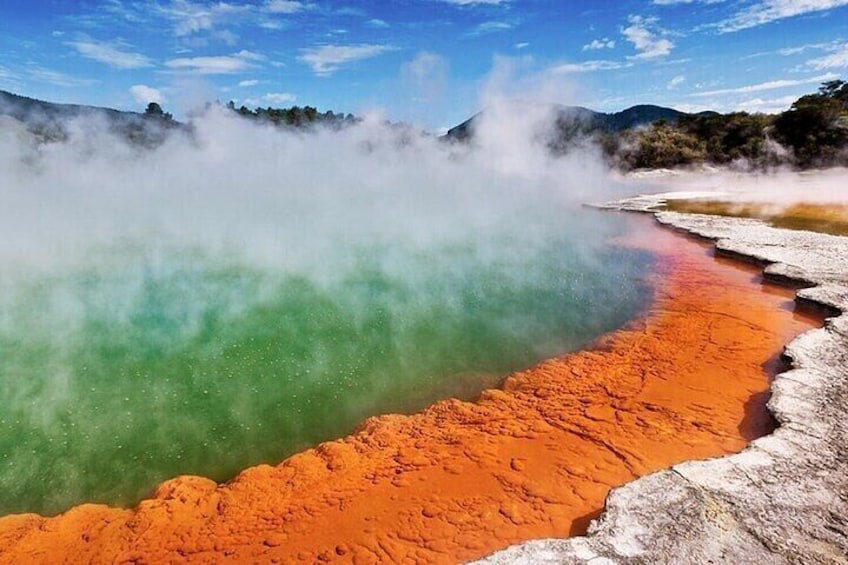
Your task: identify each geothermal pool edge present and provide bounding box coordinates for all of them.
[475,196,848,565]
[0,198,840,564]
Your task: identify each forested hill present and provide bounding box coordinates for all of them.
[0,89,142,122]
[0,90,355,144]
[0,90,180,145]
[223,100,359,128]
[445,79,848,170]
[4,79,847,170]
[444,104,687,142]
[604,79,848,170]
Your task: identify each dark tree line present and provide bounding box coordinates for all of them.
[224,101,358,128]
[606,79,848,170]
[130,78,848,168]
[773,79,848,167]
[144,102,173,121]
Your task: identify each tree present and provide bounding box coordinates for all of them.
[818,79,848,102]
[144,102,173,121]
[774,79,848,167]
[676,112,771,166]
[616,123,706,170]
[222,100,357,129]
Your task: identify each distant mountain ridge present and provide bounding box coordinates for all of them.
[0,89,146,122]
[0,89,180,145]
[0,89,353,141]
[444,103,689,142]
[603,104,690,130]
[5,78,847,170]
[1,88,688,145]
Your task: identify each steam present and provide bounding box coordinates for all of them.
[0,95,652,515]
[0,105,615,270]
[623,166,848,206]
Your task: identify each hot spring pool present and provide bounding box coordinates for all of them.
[0,111,656,515]
[0,209,652,515]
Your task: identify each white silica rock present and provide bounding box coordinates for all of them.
[473,194,848,565]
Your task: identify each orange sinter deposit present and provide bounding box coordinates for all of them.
[0,216,822,564]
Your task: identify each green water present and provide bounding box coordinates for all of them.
[0,212,652,516]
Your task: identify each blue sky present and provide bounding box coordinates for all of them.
[1,0,847,130]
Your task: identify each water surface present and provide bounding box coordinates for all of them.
[0,208,652,515]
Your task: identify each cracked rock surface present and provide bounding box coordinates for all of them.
[476,195,848,565]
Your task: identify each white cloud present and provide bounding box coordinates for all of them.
[213,30,239,46]
[652,0,727,4]
[0,65,17,82]
[469,21,513,35]
[583,38,615,51]
[402,52,448,82]
[778,40,842,56]
[238,79,260,87]
[667,75,685,89]
[233,50,265,61]
[401,51,450,104]
[718,0,848,33]
[264,92,296,104]
[807,42,848,69]
[164,51,260,74]
[367,18,390,28]
[691,72,839,96]
[88,0,311,41]
[678,94,797,116]
[515,42,530,49]
[736,94,798,114]
[258,19,284,29]
[552,60,632,73]
[298,44,395,76]
[671,102,717,113]
[27,66,98,87]
[243,92,297,107]
[154,0,251,37]
[742,40,844,60]
[264,0,309,13]
[622,16,674,59]
[67,38,153,69]
[439,0,509,4]
[129,84,165,105]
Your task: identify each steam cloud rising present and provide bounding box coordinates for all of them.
[0,102,652,515]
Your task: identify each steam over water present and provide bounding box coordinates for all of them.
[0,107,652,515]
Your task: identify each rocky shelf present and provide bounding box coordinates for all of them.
[476,194,848,564]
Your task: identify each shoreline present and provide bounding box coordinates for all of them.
[479,196,848,564]
[0,214,822,564]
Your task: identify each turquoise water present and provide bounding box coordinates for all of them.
[0,209,652,516]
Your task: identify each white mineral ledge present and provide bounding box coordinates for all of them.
[473,193,848,565]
